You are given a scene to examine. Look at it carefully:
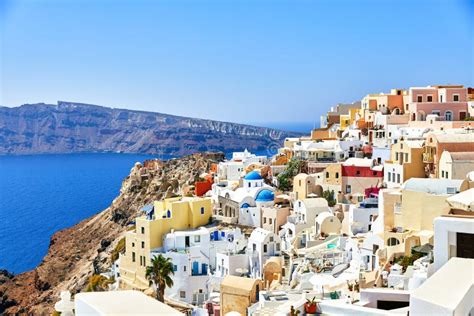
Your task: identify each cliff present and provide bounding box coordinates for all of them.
[0,101,302,156]
[0,152,225,315]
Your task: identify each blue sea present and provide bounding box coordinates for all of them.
[0,123,312,274]
[0,153,155,274]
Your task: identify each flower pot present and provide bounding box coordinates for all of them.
[304,303,317,314]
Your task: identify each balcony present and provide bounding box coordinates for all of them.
[423,153,434,163]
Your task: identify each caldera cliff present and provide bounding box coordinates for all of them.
[0,152,225,315]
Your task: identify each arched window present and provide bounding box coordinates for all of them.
[445,111,453,121]
[387,237,400,246]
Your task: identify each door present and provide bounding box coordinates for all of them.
[460,112,467,120]
[185,236,190,247]
[202,263,208,275]
[192,261,199,275]
[457,233,474,258]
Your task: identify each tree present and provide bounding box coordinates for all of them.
[277,159,302,191]
[322,190,336,207]
[146,254,175,302]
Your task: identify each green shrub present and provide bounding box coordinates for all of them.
[111,237,126,262]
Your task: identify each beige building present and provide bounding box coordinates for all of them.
[261,206,290,235]
[394,178,468,234]
[293,173,323,200]
[384,140,425,188]
[438,151,474,180]
[120,197,212,289]
[323,163,342,193]
[220,275,263,316]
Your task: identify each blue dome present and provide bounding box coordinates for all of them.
[255,189,275,202]
[244,171,262,180]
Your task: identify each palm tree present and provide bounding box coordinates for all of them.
[145,254,174,302]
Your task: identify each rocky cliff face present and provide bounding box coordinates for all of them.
[0,101,301,155]
[0,152,224,315]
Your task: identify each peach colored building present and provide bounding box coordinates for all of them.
[408,85,469,121]
[423,131,474,177]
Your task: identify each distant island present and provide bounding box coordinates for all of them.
[0,101,303,156]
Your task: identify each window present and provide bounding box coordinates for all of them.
[427,95,433,102]
[387,238,400,246]
[253,243,256,251]
[447,187,456,194]
[335,172,339,179]
[263,217,267,224]
[263,244,267,253]
[276,243,280,251]
[326,172,329,178]
[356,170,361,176]
[132,242,135,247]
[346,185,351,193]
[132,252,136,262]
[200,207,205,215]
[141,227,145,234]
[180,291,186,298]
[442,171,445,178]
[184,266,187,272]
[417,95,423,102]
[397,174,401,183]
[373,171,377,176]
[446,172,449,179]
[395,152,399,160]
[270,236,274,242]
[167,210,171,218]
[269,218,273,225]
[173,265,177,271]
[388,173,392,182]
[141,241,145,249]
[453,94,459,102]
[194,235,201,243]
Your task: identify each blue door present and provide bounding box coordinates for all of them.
[192,261,199,275]
[202,263,208,275]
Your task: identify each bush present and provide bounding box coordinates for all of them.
[111,237,126,262]
[322,190,336,206]
[277,159,302,191]
[85,275,114,292]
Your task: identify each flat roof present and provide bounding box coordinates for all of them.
[410,258,474,311]
[75,290,183,315]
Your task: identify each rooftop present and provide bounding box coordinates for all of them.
[402,178,465,195]
[410,258,474,314]
[74,290,183,315]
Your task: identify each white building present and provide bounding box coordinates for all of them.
[281,198,329,251]
[247,228,281,278]
[410,258,474,316]
[74,291,183,316]
[155,227,211,305]
[349,197,379,235]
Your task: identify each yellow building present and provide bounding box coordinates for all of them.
[120,196,212,289]
[293,173,323,200]
[396,179,467,231]
[384,140,425,188]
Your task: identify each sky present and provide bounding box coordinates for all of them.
[0,0,473,125]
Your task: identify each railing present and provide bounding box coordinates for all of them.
[423,152,434,163]
[192,293,208,306]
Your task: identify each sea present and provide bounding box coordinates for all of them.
[0,153,156,273]
[0,122,315,274]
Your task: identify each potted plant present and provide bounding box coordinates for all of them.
[304,296,318,314]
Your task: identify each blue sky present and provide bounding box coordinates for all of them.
[0,0,472,125]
